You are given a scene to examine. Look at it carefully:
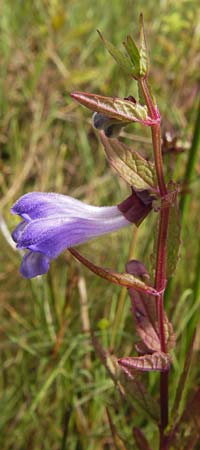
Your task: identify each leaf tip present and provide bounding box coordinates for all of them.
[70,91,78,100]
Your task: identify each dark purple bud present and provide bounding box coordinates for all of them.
[126,259,150,281]
[92,112,109,129]
[92,112,127,138]
[104,123,125,138]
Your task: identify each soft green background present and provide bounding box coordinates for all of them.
[0,1,199,449]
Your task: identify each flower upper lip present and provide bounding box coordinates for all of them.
[11,192,122,220]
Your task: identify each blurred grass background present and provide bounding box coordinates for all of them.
[0,0,200,448]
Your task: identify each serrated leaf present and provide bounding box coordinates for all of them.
[166,200,181,278]
[69,248,159,296]
[123,35,140,75]
[99,133,156,190]
[71,91,159,126]
[139,13,149,77]
[118,352,171,372]
[97,30,134,75]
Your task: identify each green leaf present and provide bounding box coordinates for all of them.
[69,248,159,296]
[71,91,159,125]
[97,30,134,75]
[139,13,149,77]
[166,199,181,278]
[100,133,156,190]
[123,35,140,76]
[71,92,151,124]
[97,18,150,80]
[119,352,171,372]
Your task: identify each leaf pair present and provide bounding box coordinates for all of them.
[71,91,159,126]
[98,13,149,79]
[71,91,158,193]
[117,260,175,374]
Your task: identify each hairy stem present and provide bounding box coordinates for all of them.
[139,79,169,443]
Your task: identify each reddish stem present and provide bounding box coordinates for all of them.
[140,79,167,197]
[139,79,170,446]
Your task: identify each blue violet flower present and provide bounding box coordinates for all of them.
[11,190,152,279]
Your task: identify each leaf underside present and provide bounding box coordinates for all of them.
[71,91,158,125]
